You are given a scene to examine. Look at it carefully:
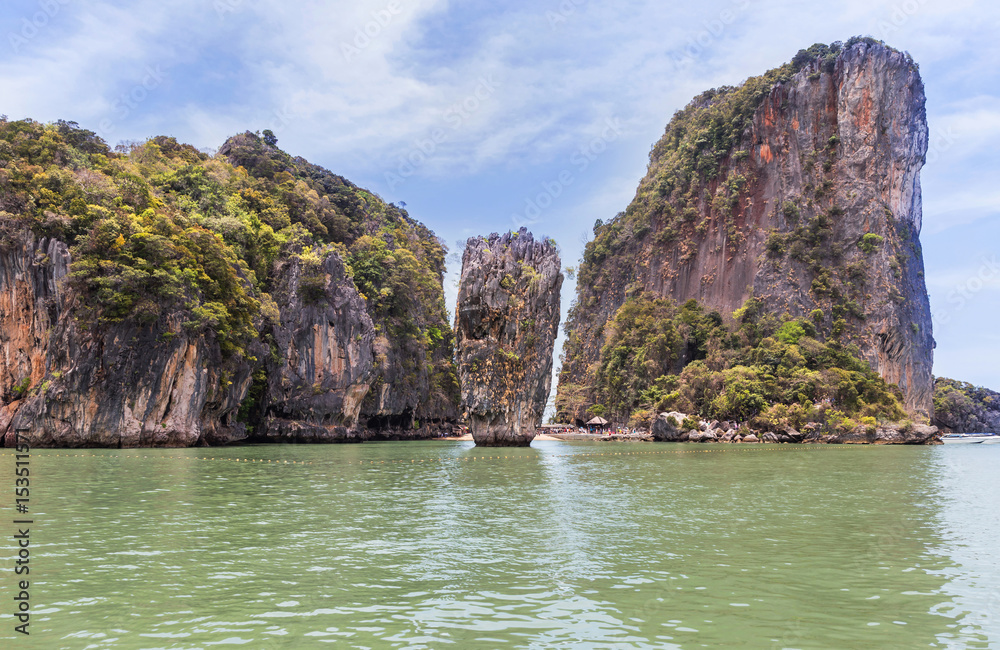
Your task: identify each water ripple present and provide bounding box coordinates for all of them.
[0,443,996,647]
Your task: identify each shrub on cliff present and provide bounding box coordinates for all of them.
[858,233,884,253]
[578,293,906,429]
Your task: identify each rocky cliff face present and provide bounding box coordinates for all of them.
[560,39,934,418]
[0,227,254,447]
[0,226,417,447]
[256,244,376,442]
[0,120,459,447]
[220,132,460,435]
[0,231,65,411]
[456,229,562,446]
[933,378,1000,433]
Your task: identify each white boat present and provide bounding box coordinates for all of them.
[941,433,1000,445]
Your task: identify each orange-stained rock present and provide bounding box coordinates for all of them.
[0,227,256,447]
[559,40,934,419]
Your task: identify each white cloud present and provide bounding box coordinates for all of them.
[5,0,1000,171]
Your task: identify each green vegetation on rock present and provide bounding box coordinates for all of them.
[0,117,459,424]
[559,36,933,422]
[933,377,1000,433]
[558,293,907,432]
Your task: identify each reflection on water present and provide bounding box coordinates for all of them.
[929,445,1000,648]
[0,442,997,648]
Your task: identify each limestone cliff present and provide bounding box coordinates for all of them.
[0,226,390,447]
[933,378,1000,433]
[220,132,460,435]
[0,226,255,447]
[456,229,562,446]
[255,242,376,442]
[560,39,934,420]
[0,119,458,447]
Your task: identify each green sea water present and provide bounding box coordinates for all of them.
[1,441,997,649]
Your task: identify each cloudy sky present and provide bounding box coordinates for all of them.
[2,0,998,391]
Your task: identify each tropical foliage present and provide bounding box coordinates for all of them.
[0,117,458,417]
[560,293,907,432]
[933,377,1000,433]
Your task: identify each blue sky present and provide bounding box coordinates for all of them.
[2,0,998,393]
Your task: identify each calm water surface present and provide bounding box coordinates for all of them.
[1,442,998,648]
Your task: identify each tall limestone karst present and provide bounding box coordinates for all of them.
[456,229,562,446]
[0,119,458,446]
[558,38,935,423]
